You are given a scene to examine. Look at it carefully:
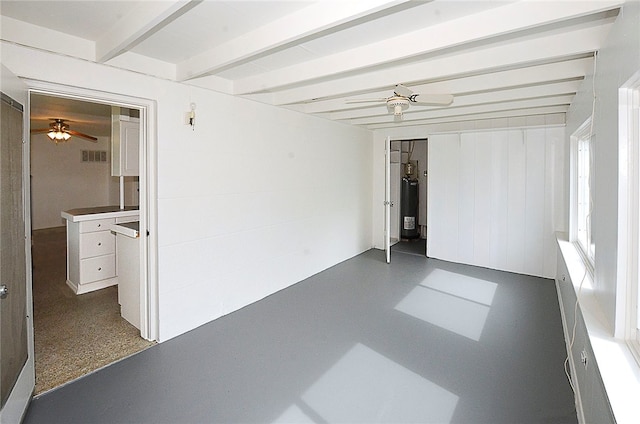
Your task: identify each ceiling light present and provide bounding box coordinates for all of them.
[387,97,410,116]
[47,130,71,141]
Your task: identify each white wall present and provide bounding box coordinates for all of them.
[372,114,566,251]
[564,1,640,331]
[428,128,564,278]
[30,134,118,229]
[2,42,374,341]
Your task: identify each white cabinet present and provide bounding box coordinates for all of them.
[66,217,117,294]
[111,112,139,176]
[62,207,139,295]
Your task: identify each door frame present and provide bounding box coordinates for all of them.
[385,136,391,263]
[386,137,429,257]
[24,79,159,341]
[0,81,34,424]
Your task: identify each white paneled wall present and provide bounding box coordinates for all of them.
[2,42,373,342]
[428,128,563,278]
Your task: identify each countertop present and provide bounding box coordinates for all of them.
[61,206,139,222]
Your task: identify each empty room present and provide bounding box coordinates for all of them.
[1,1,639,423]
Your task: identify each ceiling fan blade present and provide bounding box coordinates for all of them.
[345,98,388,104]
[30,128,51,134]
[394,84,414,98]
[67,130,98,142]
[411,93,454,106]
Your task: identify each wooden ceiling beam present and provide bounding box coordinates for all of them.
[234,0,621,95]
[96,0,203,64]
[326,80,583,120]
[271,23,611,106]
[366,106,568,130]
[303,58,591,114]
[176,0,416,81]
[347,95,575,126]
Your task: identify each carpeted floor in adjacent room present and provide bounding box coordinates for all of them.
[31,227,154,394]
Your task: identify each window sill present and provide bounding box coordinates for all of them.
[557,234,640,424]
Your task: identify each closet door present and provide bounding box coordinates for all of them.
[428,130,556,278]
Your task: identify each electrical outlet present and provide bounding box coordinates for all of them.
[580,350,588,368]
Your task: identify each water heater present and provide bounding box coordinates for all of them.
[400,177,419,239]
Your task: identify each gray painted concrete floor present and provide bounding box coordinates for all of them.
[24,249,577,424]
[391,238,427,256]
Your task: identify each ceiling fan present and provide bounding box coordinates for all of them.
[31,119,98,143]
[347,84,453,120]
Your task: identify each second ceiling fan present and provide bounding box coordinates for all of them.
[348,84,453,120]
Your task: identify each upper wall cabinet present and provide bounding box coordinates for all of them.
[111,107,139,176]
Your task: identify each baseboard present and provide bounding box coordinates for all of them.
[65,279,78,293]
[66,277,118,295]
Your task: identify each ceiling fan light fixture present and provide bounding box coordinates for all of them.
[47,130,71,141]
[34,119,97,143]
[387,97,409,116]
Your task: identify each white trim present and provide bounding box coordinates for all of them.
[426,123,566,137]
[570,118,595,270]
[557,235,640,424]
[617,70,640,360]
[0,82,35,424]
[384,136,390,264]
[0,358,35,424]
[23,79,159,342]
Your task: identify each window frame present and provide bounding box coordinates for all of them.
[571,118,595,271]
[618,71,640,362]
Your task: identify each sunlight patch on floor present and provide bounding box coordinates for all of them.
[395,269,498,341]
[274,343,458,423]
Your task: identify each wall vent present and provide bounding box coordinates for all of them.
[82,150,108,163]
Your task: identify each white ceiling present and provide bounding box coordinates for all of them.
[0,0,624,131]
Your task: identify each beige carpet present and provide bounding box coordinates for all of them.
[32,227,154,394]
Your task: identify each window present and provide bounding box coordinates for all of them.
[619,71,640,361]
[572,119,595,267]
[630,84,640,351]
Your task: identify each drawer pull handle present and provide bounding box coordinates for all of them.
[98,242,102,246]
[97,224,101,227]
[98,267,102,271]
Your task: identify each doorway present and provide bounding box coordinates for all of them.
[390,139,428,257]
[28,90,155,394]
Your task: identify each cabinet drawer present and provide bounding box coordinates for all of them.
[80,231,115,258]
[80,254,115,283]
[79,218,115,233]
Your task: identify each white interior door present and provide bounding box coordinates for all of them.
[385,136,391,264]
[0,65,35,424]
